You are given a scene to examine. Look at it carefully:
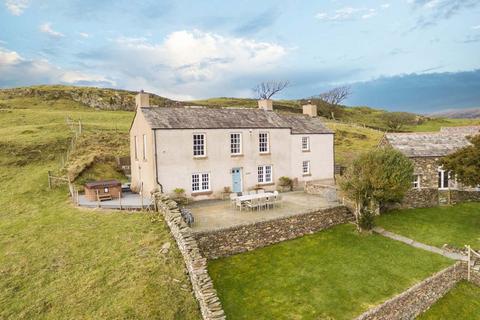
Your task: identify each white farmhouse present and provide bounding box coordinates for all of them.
[129,92,335,200]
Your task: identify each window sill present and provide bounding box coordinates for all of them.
[191,191,213,196]
[193,156,207,160]
[302,150,310,153]
[259,152,271,156]
[257,182,274,186]
[231,154,243,158]
[302,173,312,177]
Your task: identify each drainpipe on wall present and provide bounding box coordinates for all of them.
[153,129,163,193]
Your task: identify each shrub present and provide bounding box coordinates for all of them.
[278,176,293,191]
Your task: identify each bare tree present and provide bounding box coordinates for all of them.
[317,86,351,105]
[253,80,289,100]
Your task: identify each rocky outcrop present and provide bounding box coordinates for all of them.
[0,86,175,110]
[152,192,225,320]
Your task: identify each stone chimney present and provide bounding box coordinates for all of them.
[258,99,273,111]
[135,90,150,109]
[302,100,317,117]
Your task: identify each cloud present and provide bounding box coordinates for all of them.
[462,34,480,43]
[79,32,89,38]
[76,30,288,99]
[315,6,378,21]
[39,23,65,38]
[408,0,479,29]
[234,8,280,35]
[473,25,480,30]
[0,47,114,87]
[348,69,480,112]
[4,0,29,15]
[381,4,391,9]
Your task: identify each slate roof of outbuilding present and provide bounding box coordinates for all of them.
[140,107,333,134]
[384,127,479,157]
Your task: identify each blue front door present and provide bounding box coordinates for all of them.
[231,168,242,193]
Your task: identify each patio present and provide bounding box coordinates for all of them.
[77,191,153,210]
[187,191,341,232]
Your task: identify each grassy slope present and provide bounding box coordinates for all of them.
[209,224,451,320]
[405,117,480,132]
[417,281,480,320]
[0,96,200,319]
[376,202,480,249]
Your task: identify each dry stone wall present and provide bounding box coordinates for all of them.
[355,262,479,320]
[195,205,353,259]
[153,192,225,320]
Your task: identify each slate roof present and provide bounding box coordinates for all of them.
[384,129,476,157]
[140,107,333,134]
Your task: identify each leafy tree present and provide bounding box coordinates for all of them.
[381,112,417,131]
[340,148,413,230]
[440,135,480,188]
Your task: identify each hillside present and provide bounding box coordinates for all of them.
[430,108,480,119]
[0,94,200,318]
[0,85,176,111]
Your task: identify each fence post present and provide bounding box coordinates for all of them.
[141,183,144,209]
[468,245,471,281]
[48,171,52,189]
[119,191,122,210]
[96,190,100,208]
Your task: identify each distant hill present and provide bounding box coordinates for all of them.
[430,108,480,119]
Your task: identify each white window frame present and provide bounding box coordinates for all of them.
[301,136,310,151]
[412,174,421,189]
[302,160,310,175]
[257,165,273,184]
[438,168,449,190]
[192,172,211,192]
[134,135,138,160]
[142,134,147,161]
[193,133,206,157]
[230,133,242,155]
[259,132,270,154]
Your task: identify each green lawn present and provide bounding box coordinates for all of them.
[376,203,480,249]
[0,96,200,319]
[417,281,480,319]
[208,224,452,320]
[405,118,480,132]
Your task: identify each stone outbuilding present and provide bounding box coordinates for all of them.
[381,126,480,208]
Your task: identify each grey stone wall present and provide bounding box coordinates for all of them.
[194,205,353,260]
[355,262,478,320]
[411,157,441,189]
[304,181,338,202]
[399,188,439,208]
[153,192,226,320]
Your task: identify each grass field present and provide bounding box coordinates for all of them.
[208,224,451,320]
[417,281,480,320]
[0,97,200,319]
[405,117,480,132]
[376,202,480,249]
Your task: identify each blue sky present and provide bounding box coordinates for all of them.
[1,0,479,112]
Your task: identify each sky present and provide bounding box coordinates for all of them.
[0,0,479,112]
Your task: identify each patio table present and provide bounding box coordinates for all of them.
[236,192,275,210]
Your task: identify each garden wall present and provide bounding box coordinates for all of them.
[194,205,353,260]
[355,262,479,320]
[153,192,226,320]
[304,180,338,202]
